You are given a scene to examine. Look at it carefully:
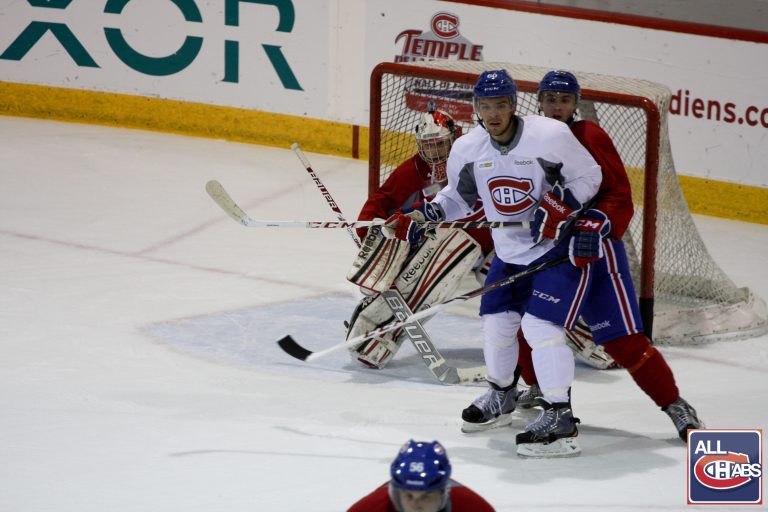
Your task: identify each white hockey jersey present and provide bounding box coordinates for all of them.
[432,115,602,264]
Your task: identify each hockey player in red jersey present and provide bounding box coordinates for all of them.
[345,105,493,369]
[513,70,704,441]
[347,440,495,512]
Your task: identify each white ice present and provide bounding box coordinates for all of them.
[1,117,766,511]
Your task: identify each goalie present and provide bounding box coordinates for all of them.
[345,105,494,369]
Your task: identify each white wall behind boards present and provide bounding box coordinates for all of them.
[1,0,765,187]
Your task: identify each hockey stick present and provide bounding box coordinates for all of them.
[206,180,527,230]
[291,143,484,384]
[278,254,569,363]
[291,143,361,248]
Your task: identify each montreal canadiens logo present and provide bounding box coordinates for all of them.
[431,12,459,38]
[488,176,536,215]
[693,452,762,490]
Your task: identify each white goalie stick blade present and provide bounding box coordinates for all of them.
[380,289,485,385]
[516,436,582,458]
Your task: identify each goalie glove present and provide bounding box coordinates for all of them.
[530,183,582,244]
[382,201,444,245]
[569,209,612,268]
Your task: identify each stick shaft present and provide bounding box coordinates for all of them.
[292,143,361,248]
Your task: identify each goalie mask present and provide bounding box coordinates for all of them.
[415,106,460,184]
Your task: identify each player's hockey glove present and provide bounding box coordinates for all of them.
[569,209,611,268]
[382,201,443,245]
[530,184,583,244]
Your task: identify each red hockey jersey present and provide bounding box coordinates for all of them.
[347,480,495,511]
[570,120,634,239]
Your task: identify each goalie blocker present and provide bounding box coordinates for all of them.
[346,227,482,369]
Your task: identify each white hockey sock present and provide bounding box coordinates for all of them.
[483,343,519,388]
[482,311,521,388]
[522,313,574,404]
[532,343,574,403]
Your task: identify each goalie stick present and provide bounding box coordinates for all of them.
[290,143,484,384]
[278,254,569,363]
[205,180,527,230]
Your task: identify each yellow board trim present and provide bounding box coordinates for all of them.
[0,81,368,160]
[1,81,765,225]
[679,175,767,225]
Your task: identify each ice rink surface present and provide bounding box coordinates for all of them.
[1,117,766,511]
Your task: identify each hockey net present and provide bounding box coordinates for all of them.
[369,61,767,345]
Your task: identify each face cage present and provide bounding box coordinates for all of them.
[417,136,452,184]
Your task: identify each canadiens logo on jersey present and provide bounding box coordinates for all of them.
[688,430,763,504]
[487,176,536,215]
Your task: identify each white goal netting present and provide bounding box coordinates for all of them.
[369,60,766,345]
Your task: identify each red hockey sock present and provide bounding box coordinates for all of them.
[603,333,679,408]
[517,330,537,386]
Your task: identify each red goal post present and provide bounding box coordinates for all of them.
[368,60,767,345]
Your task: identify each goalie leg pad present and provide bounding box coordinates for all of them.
[395,229,481,310]
[346,230,481,369]
[345,294,403,369]
[346,225,410,293]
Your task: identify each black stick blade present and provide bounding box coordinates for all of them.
[277,335,313,361]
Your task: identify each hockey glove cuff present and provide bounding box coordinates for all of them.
[530,184,583,244]
[568,209,612,268]
[382,201,444,245]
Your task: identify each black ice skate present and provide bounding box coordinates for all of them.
[515,383,543,409]
[663,397,704,441]
[461,382,517,433]
[516,401,581,458]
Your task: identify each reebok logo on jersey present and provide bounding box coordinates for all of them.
[589,320,611,331]
[514,159,533,165]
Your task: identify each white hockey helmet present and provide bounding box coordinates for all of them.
[414,103,460,184]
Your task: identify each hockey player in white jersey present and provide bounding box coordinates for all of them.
[383,69,602,457]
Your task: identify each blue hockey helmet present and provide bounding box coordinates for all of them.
[390,440,452,492]
[473,69,517,104]
[538,70,580,100]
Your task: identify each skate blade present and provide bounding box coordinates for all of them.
[461,412,514,433]
[516,436,581,458]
